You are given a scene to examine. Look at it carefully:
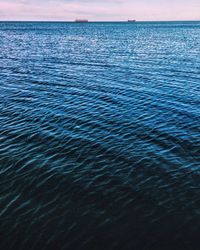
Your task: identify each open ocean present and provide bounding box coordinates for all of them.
[0,21,200,250]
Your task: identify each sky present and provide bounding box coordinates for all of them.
[0,0,200,21]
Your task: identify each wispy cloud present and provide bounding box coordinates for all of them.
[0,0,199,21]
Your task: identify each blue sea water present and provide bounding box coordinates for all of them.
[0,21,200,250]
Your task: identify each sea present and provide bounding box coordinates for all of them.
[0,21,200,250]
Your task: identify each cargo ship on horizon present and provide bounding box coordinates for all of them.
[128,19,136,22]
[75,19,89,23]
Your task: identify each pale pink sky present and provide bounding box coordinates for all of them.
[0,0,200,21]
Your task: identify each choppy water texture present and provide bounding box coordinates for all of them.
[0,21,200,250]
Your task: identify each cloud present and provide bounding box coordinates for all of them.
[0,0,199,21]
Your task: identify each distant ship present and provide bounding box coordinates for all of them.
[128,20,136,22]
[75,19,89,23]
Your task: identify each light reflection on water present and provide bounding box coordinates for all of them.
[0,21,200,250]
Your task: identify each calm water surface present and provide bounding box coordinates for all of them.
[0,21,200,250]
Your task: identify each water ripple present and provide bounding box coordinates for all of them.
[0,21,200,250]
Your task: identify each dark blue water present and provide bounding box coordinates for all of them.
[0,21,200,250]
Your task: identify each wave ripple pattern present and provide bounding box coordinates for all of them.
[0,22,200,250]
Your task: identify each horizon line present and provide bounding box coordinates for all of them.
[0,19,199,22]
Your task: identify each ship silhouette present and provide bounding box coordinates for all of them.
[75,19,89,23]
